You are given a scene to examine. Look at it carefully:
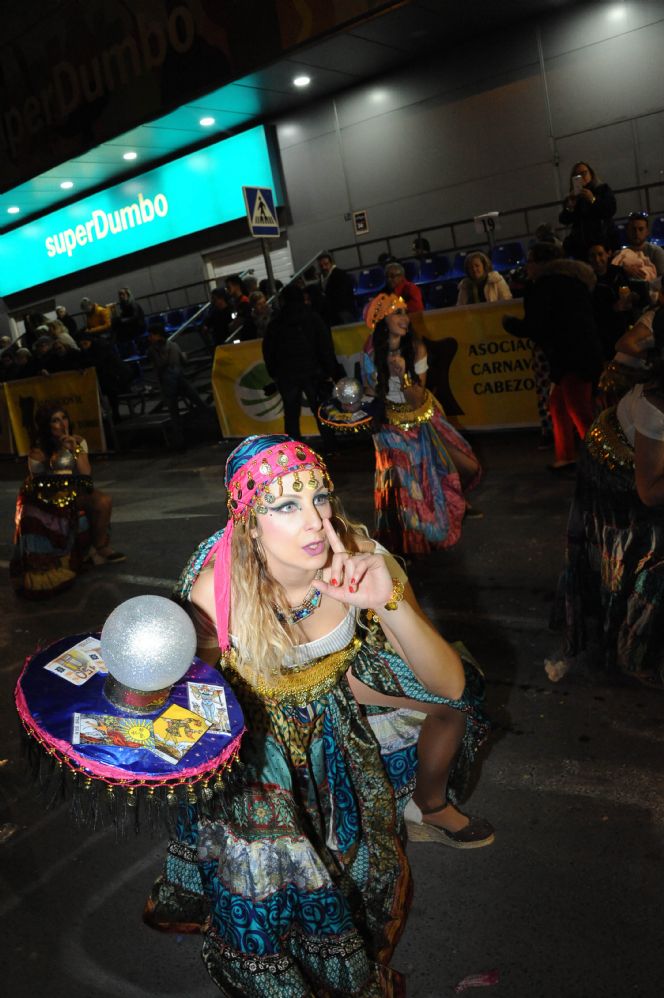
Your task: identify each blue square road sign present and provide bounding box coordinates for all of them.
[242,186,280,238]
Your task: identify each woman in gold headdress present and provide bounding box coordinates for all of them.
[361,294,482,553]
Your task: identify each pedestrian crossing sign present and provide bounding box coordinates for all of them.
[242,185,280,238]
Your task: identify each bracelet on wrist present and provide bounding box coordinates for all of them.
[401,372,413,389]
[384,577,405,611]
[366,578,405,622]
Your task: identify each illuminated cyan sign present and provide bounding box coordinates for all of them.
[0,125,280,296]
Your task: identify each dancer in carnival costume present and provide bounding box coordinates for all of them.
[10,402,124,596]
[145,434,492,997]
[362,294,481,554]
[556,308,664,687]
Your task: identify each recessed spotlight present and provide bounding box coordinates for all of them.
[293,75,311,88]
[199,116,215,127]
[7,206,20,214]
[60,180,74,190]
[607,3,626,19]
[123,151,138,161]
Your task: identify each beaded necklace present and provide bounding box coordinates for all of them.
[273,569,324,624]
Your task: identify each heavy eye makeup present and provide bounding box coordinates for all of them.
[271,492,332,514]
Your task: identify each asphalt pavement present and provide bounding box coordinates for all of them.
[0,430,662,998]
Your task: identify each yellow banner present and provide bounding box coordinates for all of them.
[411,300,537,429]
[212,302,536,437]
[0,385,14,453]
[3,368,106,456]
[212,342,321,437]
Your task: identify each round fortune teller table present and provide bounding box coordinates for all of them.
[15,633,245,829]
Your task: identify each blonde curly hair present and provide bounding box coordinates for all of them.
[229,495,369,685]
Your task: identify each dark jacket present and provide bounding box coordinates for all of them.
[592,264,648,359]
[78,338,133,394]
[559,182,617,258]
[321,267,357,326]
[263,303,340,386]
[112,295,145,343]
[503,259,602,384]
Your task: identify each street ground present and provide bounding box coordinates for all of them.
[0,430,662,998]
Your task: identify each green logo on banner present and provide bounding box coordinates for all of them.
[236,362,283,421]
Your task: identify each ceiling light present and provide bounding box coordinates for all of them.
[60,180,74,190]
[7,206,20,214]
[199,116,215,127]
[293,75,311,88]
[123,151,138,161]
[607,3,626,19]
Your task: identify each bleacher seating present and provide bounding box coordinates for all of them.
[447,251,470,280]
[614,221,628,248]
[491,242,526,272]
[425,280,458,309]
[417,254,450,284]
[402,258,420,282]
[350,266,384,295]
[649,216,664,245]
[163,308,185,334]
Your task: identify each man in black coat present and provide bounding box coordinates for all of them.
[317,252,357,326]
[262,284,342,452]
[503,242,602,470]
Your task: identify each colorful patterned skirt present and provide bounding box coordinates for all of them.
[372,392,480,554]
[562,406,664,686]
[10,474,92,598]
[145,636,489,997]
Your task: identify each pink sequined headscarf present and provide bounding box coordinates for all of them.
[202,436,331,651]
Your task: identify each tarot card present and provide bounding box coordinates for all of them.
[74,636,107,672]
[187,682,231,735]
[44,639,104,686]
[72,713,155,750]
[151,704,211,764]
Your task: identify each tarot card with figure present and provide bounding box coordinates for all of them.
[45,639,104,686]
[151,704,211,764]
[187,682,231,734]
[72,713,156,750]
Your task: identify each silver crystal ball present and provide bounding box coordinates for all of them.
[100,595,197,691]
[333,376,363,412]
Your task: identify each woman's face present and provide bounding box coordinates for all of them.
[253,470,332,577]
[574,163,592,187]
[385,309,409,337]
[49,411,69,438]
[468,256,486,281]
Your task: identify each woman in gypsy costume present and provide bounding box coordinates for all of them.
[145,434,492,996]
[555,308,664,687]
[10,402,124,597]
[361,294,481,554]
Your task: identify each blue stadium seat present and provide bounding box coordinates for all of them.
[417,255,449,284]
[649,216,664,246]
[446,252,470,280]
[614,221,628,248]
[163,308,185,334]
[425,280,458,309]
[350,266,384,295]
[492,241,526,272]
[182,303,206,327]
[401,258,420,282]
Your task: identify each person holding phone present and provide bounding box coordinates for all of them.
[559,161,617,260]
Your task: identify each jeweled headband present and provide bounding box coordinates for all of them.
[364,292,407,330]
[202,436,332,650]
[225,438,332,522]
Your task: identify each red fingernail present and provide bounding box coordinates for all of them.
[331,578,338,586]
[349,584,356,593]
[350,577,357,585]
